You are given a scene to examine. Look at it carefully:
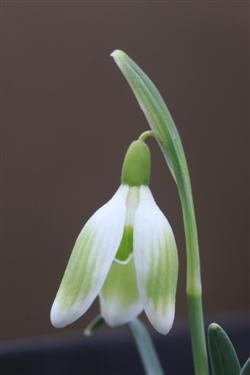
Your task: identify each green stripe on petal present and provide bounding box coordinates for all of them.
[134,186,178,334]
[50,185,128,328]
[100,259,143,326]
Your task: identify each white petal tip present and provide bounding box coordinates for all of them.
[101,301,142,327]
[50,301,79,329]
[114,253,133,265]
[147,305,175,335]
[50,302,67,328]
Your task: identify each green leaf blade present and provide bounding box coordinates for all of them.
[111,49,187,183]
[241,358,250,375]
[208,323,241,375]
[111,50,199,292]
[84,315,104,336]
[112,49,209,375]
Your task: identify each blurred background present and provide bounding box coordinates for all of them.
[1,1,249,343]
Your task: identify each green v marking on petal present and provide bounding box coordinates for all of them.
[115,225,133,263]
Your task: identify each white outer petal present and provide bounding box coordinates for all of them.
[50,185,129,328]
[134,186,178,335]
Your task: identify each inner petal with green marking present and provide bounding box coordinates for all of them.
[115,224,133,262]
[100,258,142,326]
[115,186,139,263]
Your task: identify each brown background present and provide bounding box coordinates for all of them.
[1,1,249,341]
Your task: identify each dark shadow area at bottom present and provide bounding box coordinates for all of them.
[0,318,249,374]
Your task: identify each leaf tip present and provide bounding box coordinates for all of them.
[209,322,220,331]
[83,327,92,337]
[110,49,126,65]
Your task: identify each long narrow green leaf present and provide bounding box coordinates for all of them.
[84,315,104,336]
[111,48,199,295]
[208,323,241,375]
[111,50,184,183]
[112,49,209,375]
[241,358,250,375]
[128,319,164,375]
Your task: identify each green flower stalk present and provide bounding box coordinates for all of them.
[51,138,178,335]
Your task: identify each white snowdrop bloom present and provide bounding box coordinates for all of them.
[51,140,178,334]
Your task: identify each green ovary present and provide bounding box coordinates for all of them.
[121,140,151,187]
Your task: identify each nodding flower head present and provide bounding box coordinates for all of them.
[50,139,178,334]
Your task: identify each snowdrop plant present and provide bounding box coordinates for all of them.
[51,139,178,335]
[51,50,249,375]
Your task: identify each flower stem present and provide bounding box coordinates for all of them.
[180,183,209,375]
[128,319,165,375]
[111,49,209,375]
[138,130,155,142]
[84,316,164,374]
[188,295,209,374]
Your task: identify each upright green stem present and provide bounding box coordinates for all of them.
[85,315,164,375]
[188,296,208,374]
[111,49,209,375]
[179,181,209,374]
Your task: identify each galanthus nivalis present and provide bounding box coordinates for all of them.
[51,139,178,334]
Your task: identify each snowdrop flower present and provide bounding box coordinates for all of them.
[50,139,178,334]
